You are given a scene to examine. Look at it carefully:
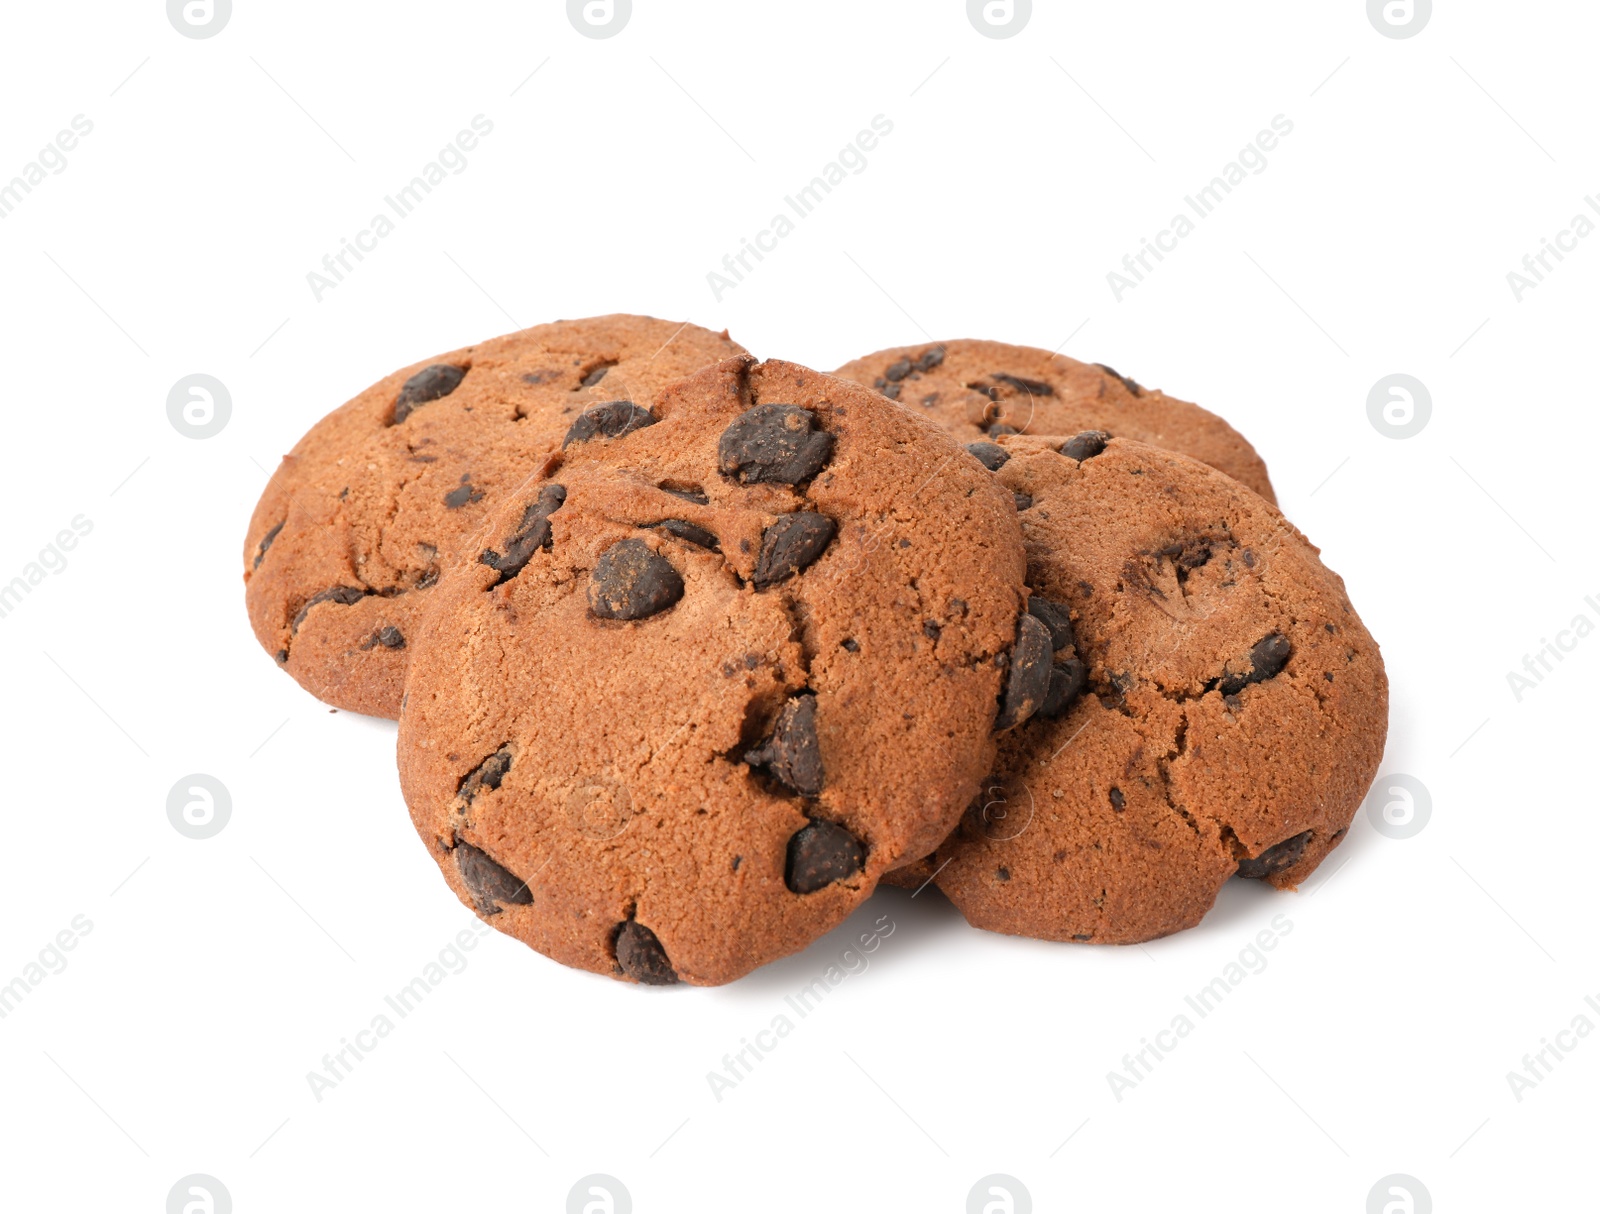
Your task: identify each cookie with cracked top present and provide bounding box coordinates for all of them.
[903,435,1385,944]
[397,356,1030,984]
[242,315,746,717]
[833,339,1277,503]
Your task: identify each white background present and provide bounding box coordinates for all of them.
[1,2,1593,1211]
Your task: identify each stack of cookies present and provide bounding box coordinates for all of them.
[244,316,1388,985]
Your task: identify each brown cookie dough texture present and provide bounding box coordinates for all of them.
[924,435,1386,944]
[243,315,746,717]
[397,357,1033,985]
[833,339,1277,504]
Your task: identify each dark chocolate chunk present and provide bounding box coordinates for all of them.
[753,512,835,589]
[660,483,709,505]
[915,345,946,371]
[1060,430,1111,461]
[654,519,720,552]
[374,626,405,649]
[443,477,484,509]
[253,521,284,569]
[1038,658,1088,718]
[579,364,612,388]
[588,539,684,620]
[458,746,512,806]
[1027,596,1076,652]
[995,613,1053,731]
[968,382,1001,402]
[987,423,1019,437]
[1237,830,1313,880]
[292,585,367,633]
[455,840,532,914]
[884,358,913,382]
[992,372,1055,397]
[563,400,656,447]
[785,819,865,893]
[966,441,1010,471]
[718,404,834,485]
[1217,633,1292,695]
[479,484,567,584]
[743,694,823,797]
[1109,787,1126,811]
[1095,363,1144,396]
[614,920,679,985]
[1014,493,1033,511]
[392,364,465,423]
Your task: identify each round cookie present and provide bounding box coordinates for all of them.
[397,356,1037,985]
[243,315,746,717]
[923,433,1386,944]
[833,340,1277,503]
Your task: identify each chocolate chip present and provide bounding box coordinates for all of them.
[753,512,835,589]
[744,693,823,797]
[614,920,678,985]
[579,364,612,388]
[653,519,720,552]
[718,404,834,485]
[253,521,284,569]
[455,840,532,914]
[292,585,367,633]
[443,477,485,509]
[785,819,865,893]
[915,345,946,371]
[1014,493,1033,511]
[458,746,512,805]
[589,538,684,620]
[275,648,288,664]
[992,372,1054,397]
[967,382,1001,402]
[393,364,465,423]
[374,626,405,649]
[995,613,1053,731]
[884,358,913,382]
[987,423,1019,437]
[1157,538,1214,573]
[563,400,656,447]
[1109,788,1125,811]
[923,620,941,641]
[1217,633,1292,695]
[997,866,1011,881]
[1095,363,1144,396]
[1237,830,1313,880]
[1038,658,1088,718]
[966,441,1010,471]
[841,638,859,652]
[1060,431,1111,461]
[479,484,566,584]
[1027,597,1076,652]
[660,483,709,505]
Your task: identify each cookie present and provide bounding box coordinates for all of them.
[833,339,1277,503]
[243,315,746,717]
[396,356,1034,984]
[918,434,1385,943]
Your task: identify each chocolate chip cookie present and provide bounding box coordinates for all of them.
[243,316,746,717]
[833,340,1277,503]
[919,434,1385,943]
[397,357,1035,984]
